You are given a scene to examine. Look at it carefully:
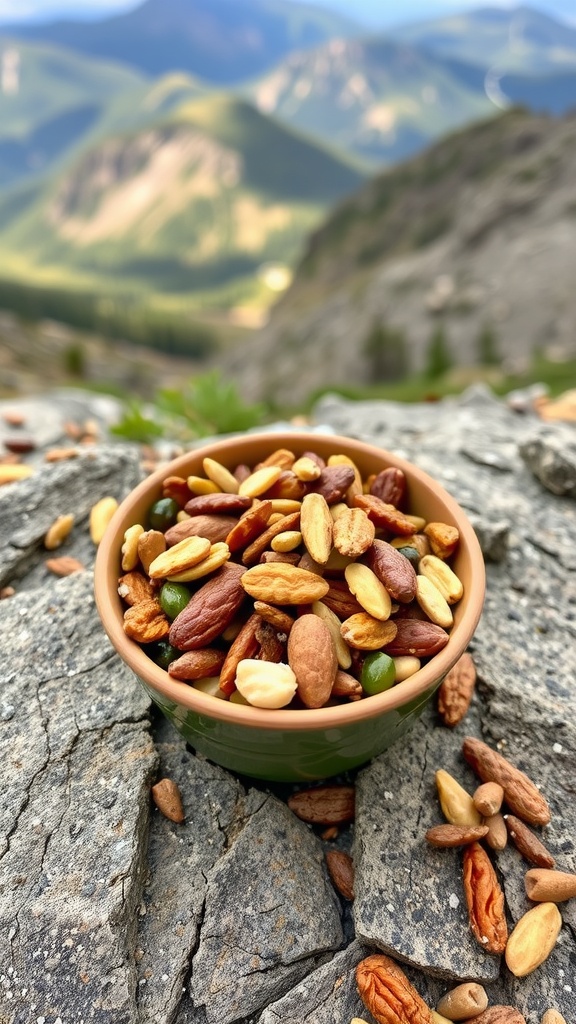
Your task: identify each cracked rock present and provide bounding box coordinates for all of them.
[190,790,344,1024]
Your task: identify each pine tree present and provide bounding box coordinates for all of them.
[363,319,410,382]
[425,324,452,379]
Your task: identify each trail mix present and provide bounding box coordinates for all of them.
[118,446,465,709]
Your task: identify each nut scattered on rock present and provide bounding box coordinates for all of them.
[504,814,555,868]
[436,981,488,1020]
[505,902,562,978]
[356,953,433,1024]
[287,785,355,825]
[462,736,551,826]
[325,849,354,900]
[45,556,85,577]
[437,651,476,727]
[151,778,185,823]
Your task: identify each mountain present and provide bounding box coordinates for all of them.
[0,36,146,189]
[221,109,576,405]
[391,6,576,73]
[243,36,494,166]
[0,93,366,321]
[5,0,360,85]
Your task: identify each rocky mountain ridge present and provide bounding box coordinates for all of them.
[224,108,576,406]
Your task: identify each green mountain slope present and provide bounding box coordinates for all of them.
[0,93,366,320]
[392,6,576,73]
[242,36,494,165]
[0,36,146,188]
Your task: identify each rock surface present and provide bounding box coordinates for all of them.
[1,388,575,1024]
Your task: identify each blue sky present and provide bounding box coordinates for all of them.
[0,0,573,27]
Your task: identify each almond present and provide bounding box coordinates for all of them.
[45,555,85,577]
[465,1007,526,1023]
[436,982,488,1020]
[367,539,417,603]
[370,467,407,507]
[504,815,555,868]
[165,514,239,547]
[287,785,355,824]
[168,648,226,680]
[425,824,489,847]
[325,850,354,900]
[308,464,356,504]
[484,812,508,852]
[169,562,246,650]
[184,492,252,516]
[287,614,337,708]
[384,619,450,657]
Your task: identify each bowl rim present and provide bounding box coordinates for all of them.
[94,430,485,732]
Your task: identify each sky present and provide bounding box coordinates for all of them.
[0,0,573,27]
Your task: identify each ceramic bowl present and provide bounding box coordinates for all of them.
[94,431,485,782]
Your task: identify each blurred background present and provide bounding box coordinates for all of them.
[0,0,575,431]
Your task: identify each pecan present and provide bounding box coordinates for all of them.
[242,510,301,566]
[332,507,375,558]
[322,578,364,619]
[169,562,246,650]
[437,651,476,727]
[504,815,555,868]
[425,824,489,847]
[462,842,508,954]
[424,522,459,559]
[225,500,272,552]
[255,619,286,663]
[384,619,449,657]
[162,475,193,506]
[325,850,354,900]
[354,494,417,535]
[288,785,355,825]
[367,540,417,603]
[287,614,337,708]
[356,954,432,1024]
[123,599,170,643]
[370,467,407,508]
[462,737,551,826]
[168,648,226,680]
[218,613,260,695]
[117,570,156,607]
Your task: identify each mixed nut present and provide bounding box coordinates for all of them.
[117,446,465,708]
